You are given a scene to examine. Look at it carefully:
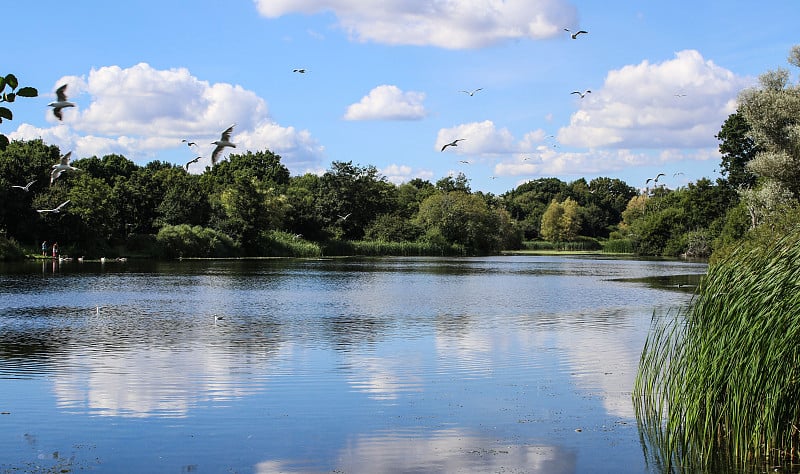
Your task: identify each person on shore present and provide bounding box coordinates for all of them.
[52,242,59,259]
[41,241,48,257]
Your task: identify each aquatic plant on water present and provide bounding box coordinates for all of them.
[634,226,800,469]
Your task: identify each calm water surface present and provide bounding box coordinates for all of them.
[0,256,706,473]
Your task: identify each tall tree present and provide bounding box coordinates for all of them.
[716,112,758,190]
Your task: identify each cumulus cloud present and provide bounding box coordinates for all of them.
[557,50,751,149]
[10,62,325,172]
[436,120,529,155]
[380,163,434,184]
[253,0,578,49]
[344,85,427,121]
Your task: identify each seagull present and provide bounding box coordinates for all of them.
[50,151,80,185]
[571,90,591,98]
[337,213,351,221]
[646,173,666,184]
[441,139,465,151]
[459,160,470,164]
[37,200,70,214]
[11,180,36,192]
[564,28,588,39]
[48,84,75,121]
[211,124,236,165]
[181,139,197,147]
[673,172,685,177]
[460,88,483,96]
[674,93,687,98]
[185,156,202,170]
[293,68,306,73]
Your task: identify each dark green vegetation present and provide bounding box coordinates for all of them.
[635,46,800,470]
[0,134,747,260]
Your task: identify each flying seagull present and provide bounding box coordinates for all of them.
[564,28,588,39]
[460,88,483,96]
[48,84,75,121]
[11,180,36,192]
[459,160,470,164]
[185,156,202,170]
[37,200,70,214]
[181,139,197,147]
[441,139,465,151]
[293,68,306,73]
[337,213,352,221]
[211,124,236,165]
[50,151,80,185]
[571,90,591,98]
[646,173,666,184]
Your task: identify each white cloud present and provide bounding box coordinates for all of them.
[344,85,427,121]
[10,62,325,173]
[436,120,527,155]
[557,50,752,149]
[253,0,578,49]
[380,163,434,184]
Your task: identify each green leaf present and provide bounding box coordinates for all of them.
[3,92,15,103]
[0,106,11,121]
[16,86,38,97]
[4,74,18,90]
[0,134,8,151]
[0,76,5,92]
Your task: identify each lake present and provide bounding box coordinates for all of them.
[0,255,706,473]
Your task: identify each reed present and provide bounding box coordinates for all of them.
[634,226,800,469]
[322,239,465,257]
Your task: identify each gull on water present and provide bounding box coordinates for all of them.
[211,124,236,165]
[50,151,80,185]
[11,180,36,192]
[37,200,70,214]
[441,139,465,151]
[48,84,75,121]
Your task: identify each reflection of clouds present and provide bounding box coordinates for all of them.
[52,345,284,418]
[256,429,575,473]
[343,353,423,401]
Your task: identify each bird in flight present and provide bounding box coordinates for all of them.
[571,90,591,98]
[460,88,483,96]
[181,139,197,147]
[293,68,306,73]
[50,151,80,185]
[11,180,36,192]
[674,93,687,98]
[441,139,465,151]
[185,156,202,170]
[211,124,236,165]
[646,173,666,184]
[37,200,71,214]
[459,160,470,164]
[564,28,588,39]
[337,213,351,221]
[48,84,76,121]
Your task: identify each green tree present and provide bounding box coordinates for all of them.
[540,198,581,243]
[716,112,758,190]
[416,191,500,254]
[0,74,38,150]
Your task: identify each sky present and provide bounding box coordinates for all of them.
[5,1,799,194]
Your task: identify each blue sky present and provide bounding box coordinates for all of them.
[5,1,798,194]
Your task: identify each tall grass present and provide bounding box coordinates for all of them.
[634,227,800,469]
[321,240,466,257]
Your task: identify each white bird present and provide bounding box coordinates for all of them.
[50,151,80,185]
[441,139,465,151]
[571,90,591,98]
[646,173,666,184]
[211,124,236,165]
[48,84,75,121]
[181,139,197,147]
[293,68,306,73]
[459,160,470,164]
[460,88,483,96]
[37,200,70,214]
[337,213,352,221]
[11,180,36,192]
[564,28,588,39]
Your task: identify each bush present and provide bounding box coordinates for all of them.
[156,224,239,258]
[0,232,25,261]
[257,230,322,258]
[601,238,634,254]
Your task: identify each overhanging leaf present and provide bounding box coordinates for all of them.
[4,74,18,90]
[0,106,12,121]
[17,86,38,97]
[0,134,8,151]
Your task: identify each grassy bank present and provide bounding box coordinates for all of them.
[634,225,800,469]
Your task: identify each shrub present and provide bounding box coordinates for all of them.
[156,224,239,258]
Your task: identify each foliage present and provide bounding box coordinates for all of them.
[0,73,38,150]
[716,112,759,190]
[634,220,800,468]
[0,231,25,260]
[540,198,581,242]
[156,224,239,258]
